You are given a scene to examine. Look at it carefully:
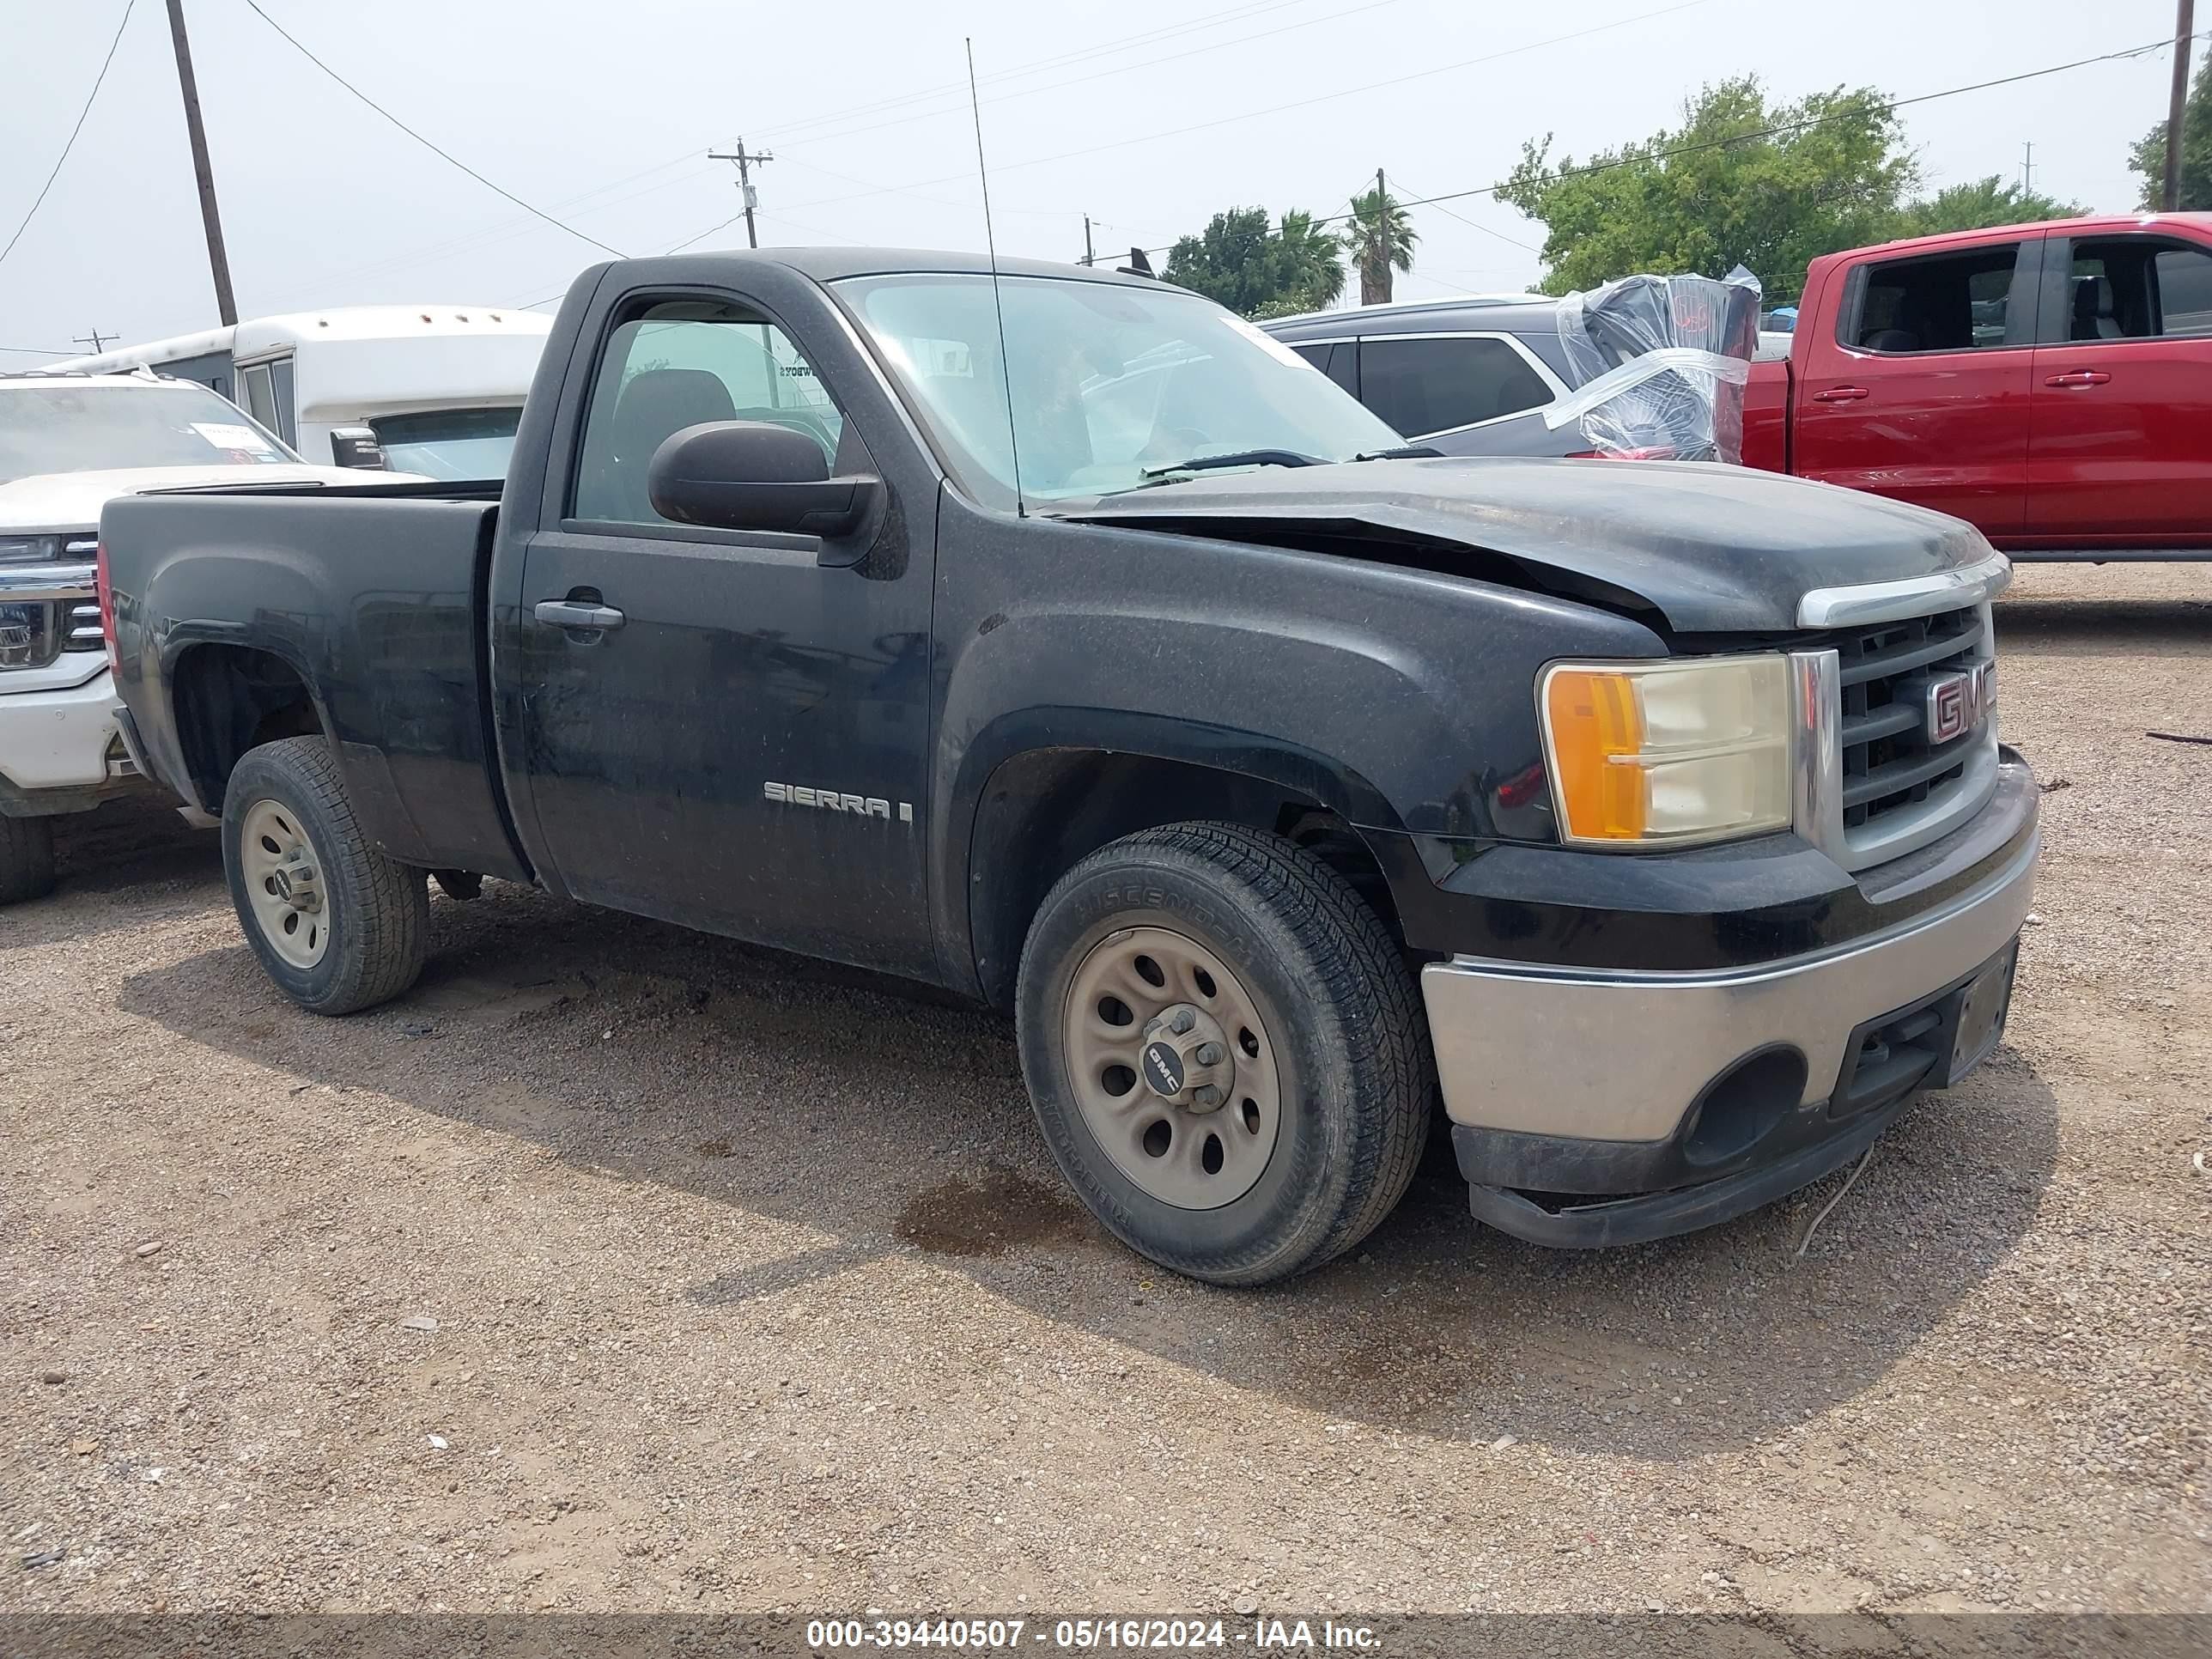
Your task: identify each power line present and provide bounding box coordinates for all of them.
[776,155,1074,222]
[1133,30,2208,259]
[741,0,1321,146]
[260,158,721,308]
[506,18,2179,316]
[763,0,1718,221]
[1381,169,1542,253]
[0,344,77,357]
[0,0,137,273]
[1357,33,2203,223]
[253,0,1328,307]
[760,0,1418,153]
[238,0,627,260]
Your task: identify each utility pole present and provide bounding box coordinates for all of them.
[1082,215,1095,267]
[2165,0,2197,211]
[73,329,115,354]
[1374,166,1389,306]
[163,0,237,325]
[2021,142,2034,196]
[708,140,775,248]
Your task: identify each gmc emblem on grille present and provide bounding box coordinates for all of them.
[1926,661,1995,744]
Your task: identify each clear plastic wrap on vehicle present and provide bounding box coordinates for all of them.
[1547,266,1764,463]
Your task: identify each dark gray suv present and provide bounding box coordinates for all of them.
[1265,295,1792,458]
[1261,295,1584,458]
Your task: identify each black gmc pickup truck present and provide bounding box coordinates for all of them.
[101,248,2038,1285]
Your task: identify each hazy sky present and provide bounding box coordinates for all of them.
[0,0,2190,356]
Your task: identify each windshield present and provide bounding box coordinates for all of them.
[369,406,523,481]
[0,381,299,485]
[835,272,1403,506]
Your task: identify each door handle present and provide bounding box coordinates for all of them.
[1811,385,1869,403]
[2043,370,2111,388]
[534,599,626,631]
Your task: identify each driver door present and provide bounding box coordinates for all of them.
[507,289,936,975]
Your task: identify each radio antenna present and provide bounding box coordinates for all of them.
[966,37,1025,519]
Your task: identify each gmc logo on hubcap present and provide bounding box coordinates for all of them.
[1926,661,1995,745]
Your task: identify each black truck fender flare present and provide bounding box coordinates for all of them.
[937,705,1406,1007]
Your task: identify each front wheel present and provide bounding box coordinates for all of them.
[1017,822,1433,1286]
[222,737,428,1015]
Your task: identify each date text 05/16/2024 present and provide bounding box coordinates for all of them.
[802,1619,1382,1650]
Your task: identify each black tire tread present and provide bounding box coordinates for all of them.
[1022,820,1431,1284]
[0,813,57,905]
[227,737,427,1014]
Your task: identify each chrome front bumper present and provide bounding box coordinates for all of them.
[1419,826,2038,1146]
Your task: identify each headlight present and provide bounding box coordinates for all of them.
[1539,654,1792,848]
[0,535,98,565]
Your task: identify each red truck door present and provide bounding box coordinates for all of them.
[1790,235,2043,539]
[2022,229,2212,550]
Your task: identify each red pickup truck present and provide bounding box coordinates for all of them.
[1743,213,2212,559]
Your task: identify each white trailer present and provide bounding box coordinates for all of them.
[50,306,550,479]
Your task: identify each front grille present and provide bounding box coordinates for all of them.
[1833,604,1984,828]
[1805,601,1995,868]
[61,597,103,652]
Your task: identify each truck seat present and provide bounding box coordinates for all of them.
[585,368,738,521]
[2069,276,2123,342]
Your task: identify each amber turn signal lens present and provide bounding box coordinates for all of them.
[1544,668,1649,841]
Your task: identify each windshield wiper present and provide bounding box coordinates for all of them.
[1352,444,1443,460]
[1139,448,1326,479]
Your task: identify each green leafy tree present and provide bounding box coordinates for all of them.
[2129,53,2212,210]
[1164,206,1346,317]
[1340,187,1418,305]
[1498,77,1917,296]
[1893,175,2086,237]
[1275,209,1346,310]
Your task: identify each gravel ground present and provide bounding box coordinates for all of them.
[1,562,2207,1617]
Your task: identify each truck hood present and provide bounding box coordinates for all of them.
[0,463,410,535]
[1060,456,1996,633]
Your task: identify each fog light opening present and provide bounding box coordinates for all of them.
[1681,1046,1807,1168]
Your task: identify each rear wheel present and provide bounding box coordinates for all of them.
[1017,821,1432,1286]
[222,737,427,1015]
[0,814,57,905]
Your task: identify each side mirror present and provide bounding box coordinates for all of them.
[647,421,878,538]
[329,427,386,469]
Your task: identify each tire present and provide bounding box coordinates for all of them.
[222,737,428,1015]
[0,814,57,905]
[1017,821,1433,1286]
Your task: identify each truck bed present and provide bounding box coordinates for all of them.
[101,484,529,881]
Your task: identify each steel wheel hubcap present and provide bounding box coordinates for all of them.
[240,799,329,969]
[1062,925,1283,1210]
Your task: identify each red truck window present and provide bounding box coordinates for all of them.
[2057,239,2212,341]
[1846,246,2025,355]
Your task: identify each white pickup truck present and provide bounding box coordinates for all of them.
[0,370,397,901]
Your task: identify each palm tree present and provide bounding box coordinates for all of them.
[1340,185,1418,306]
[1275,209,1346,310]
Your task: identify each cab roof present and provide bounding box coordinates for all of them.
[614,246,1173,289]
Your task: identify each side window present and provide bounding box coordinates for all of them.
[1285,341,1358,397]
[1355,336,1553,437]
[236,362,281,430]
[2063,238,2212,340]
[1848,245,2022,353]
[270,359,297,447]
[573,299,846,526]
[2155,245,2212,336]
